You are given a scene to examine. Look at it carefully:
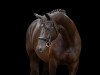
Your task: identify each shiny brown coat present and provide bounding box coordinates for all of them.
[26,9,81,75]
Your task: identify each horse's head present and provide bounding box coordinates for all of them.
[35,13,59,52]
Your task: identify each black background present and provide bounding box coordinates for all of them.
[2,0,99,75]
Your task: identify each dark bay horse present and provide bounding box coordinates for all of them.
[26,9,81,75]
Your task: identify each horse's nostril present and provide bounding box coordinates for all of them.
[39,48,41,51]
[39,48,42,52]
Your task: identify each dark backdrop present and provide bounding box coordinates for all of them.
[2,1,99,75]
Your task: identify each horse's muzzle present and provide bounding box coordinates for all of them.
[38,48,43,52]
[36,47,44,53]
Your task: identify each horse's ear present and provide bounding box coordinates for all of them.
[45,13,51,20]
[34,13,42,19]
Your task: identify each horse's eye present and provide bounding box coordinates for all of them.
[47,28,50,30]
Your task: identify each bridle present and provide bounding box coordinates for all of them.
[38,21,58,47]
[38,33,51,47]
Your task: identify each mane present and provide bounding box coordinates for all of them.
[48,9,66,15]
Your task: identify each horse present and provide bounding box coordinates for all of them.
[26,9,81,75]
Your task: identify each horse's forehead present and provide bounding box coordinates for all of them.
[44,21,52,24]
[46,22,52,25]
[42,21,53,27]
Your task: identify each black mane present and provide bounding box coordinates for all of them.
[48,9,66,14]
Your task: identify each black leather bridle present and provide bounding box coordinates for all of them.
[38,21,58,47]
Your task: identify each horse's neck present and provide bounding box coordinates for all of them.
[51,13,77,47]
[59,26,74,48]
[51,12,77,35]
